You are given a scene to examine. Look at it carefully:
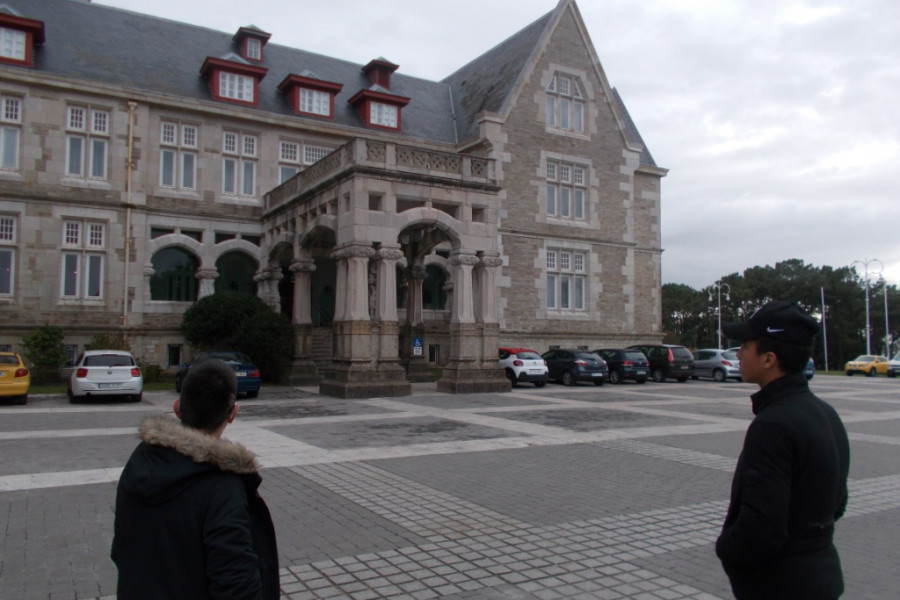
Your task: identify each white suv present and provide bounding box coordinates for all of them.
[499,347,548,388]
[68,349,143,403]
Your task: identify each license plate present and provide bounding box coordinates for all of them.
[235,371,247,377]
[636,370,646,375]
[0,371,5,377]
[528,369,543,375]
[98,383,122,389]
[592,372,601,377]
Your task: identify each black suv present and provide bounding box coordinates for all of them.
[626,344,694,382]
[592,349,649,384]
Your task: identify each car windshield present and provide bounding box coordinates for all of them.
[208,352,251,363]
[516,351,542,360]
[853,355,876,361]
[670,347,693,358]
[84,355,133,367]
[624,352,646,361]
[0,355,19,365]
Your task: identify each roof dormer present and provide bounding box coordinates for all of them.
[232,25,271,62]
[200,53,268,106]
[348,85,410,131]
[362,57,399,89]
[0,5,45,67]
[277,70,343,119]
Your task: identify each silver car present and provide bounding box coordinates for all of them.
[691,348,741,382]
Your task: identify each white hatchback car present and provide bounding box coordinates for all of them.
[499,347,548,388]
[68,349,143,403]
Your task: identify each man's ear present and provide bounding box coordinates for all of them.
[173,398,182,418]
[227,403,239,424]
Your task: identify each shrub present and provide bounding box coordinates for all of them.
[21,325,67,385]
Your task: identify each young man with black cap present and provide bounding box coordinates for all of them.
[715,300,850,600]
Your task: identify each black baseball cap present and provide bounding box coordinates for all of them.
[723,301,819,346]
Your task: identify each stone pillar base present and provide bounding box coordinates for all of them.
[286,356,320,386]
[437,361,510,394]
[319,361,412,399]
[405,355,434,383]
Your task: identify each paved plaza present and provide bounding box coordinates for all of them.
[1,375,898,599]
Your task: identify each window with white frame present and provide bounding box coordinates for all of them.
[546,74,585,133]
[0,95,21,171]
[0,27,25,61]
[370,102,398,128]
[60,220,106,300]
[299,88,331,116]
[0,215,16,295]
[222,131,257,196]
[303,144,331,164]
[159,121,198,190]
[546,159,587,221]
[279,140,301,183]
[245,38,262,61]
[546,248,587,311]
[219,72,255,103]
[65,106,110,179]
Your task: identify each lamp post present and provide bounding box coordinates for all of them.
[707,281,731,349]
[885,282,892,357]
[852,258,883,355]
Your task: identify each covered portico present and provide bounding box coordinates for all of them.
[261,138,509,398]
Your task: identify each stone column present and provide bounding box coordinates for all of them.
[286,258,318,385]
[289,259,315,326]
[449,251,478,324]
[405,265,426,327]
[375,245,403,323]
[476,253,503,324]
[254,268,283,313]
[195,268,218,299]
[401,264,432,382]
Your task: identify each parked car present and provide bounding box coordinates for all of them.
[845,355,890,377]
[0,352,30,405]
[888,354,900,378]
[176,351,262,398]
[804,358,816,380]
[591,349,648,384]
[626,344,694,382]
[68,350,143,403]
[498,347,548,387]
[541,349,608,386]
[691,348,741,382]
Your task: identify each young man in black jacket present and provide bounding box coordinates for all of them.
[112,358,279,599]
[716,301,850,600]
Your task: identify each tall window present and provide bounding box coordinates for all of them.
[219,72,255,103]
[546,249,586,311]
[149,247,198,301]
[0,27,25,61]
[546,74,585,133]
[222,131,257,196]
[0,215,16,295]
[61,220,105,299]
[160,121,197,190]
[0,95,21,171]
[370,102,398,128]
[299,88,331,116]
[245,38,262,61]
[546,160,587,221]
[66,106,110,179]
[279,141,301,183]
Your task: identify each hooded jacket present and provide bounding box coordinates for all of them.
[716,372,850,600]
[111,416,278,600]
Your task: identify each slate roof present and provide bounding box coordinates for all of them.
[7,0,656,167]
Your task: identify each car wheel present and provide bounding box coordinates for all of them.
[846,371,852,376]
[12,393,27,405]
[651,369,665,383]
[593,379,604,386]
[246,390,259,398]
[175,375,183,393]
[676,377,688,382]
[713,369,726,383]
[69,394,83,404]
[636,378,647,384]
[534,381,546,388]
[562,371,576,386]
[130,392,143,403]
[867,368,876,377]
[505,369,517,387]
[889,370,897,378]
[609,370,621,384]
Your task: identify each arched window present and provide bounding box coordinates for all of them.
[149,247,198,301]
[215,251,257,295]
[546,73,585,133]
[423,264,448,310]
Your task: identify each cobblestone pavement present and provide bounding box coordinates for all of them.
[1,376,898,599]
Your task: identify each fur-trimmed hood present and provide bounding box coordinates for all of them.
[118,416,260,506]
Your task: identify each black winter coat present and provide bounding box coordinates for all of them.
[111,417,279,600]
[716,373,850,600]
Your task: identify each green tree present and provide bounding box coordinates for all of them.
[181,292,295,383]
[21,325,67,385]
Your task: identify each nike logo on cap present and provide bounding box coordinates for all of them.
[767,327,784,333]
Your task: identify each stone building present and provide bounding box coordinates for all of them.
[0,0,665,397]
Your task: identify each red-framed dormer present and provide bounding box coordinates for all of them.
[348,87,410,132]
[277,72,343,119]
[200,54,268,107]
[0,11,45,67]
[232,25,271,62]
[362,58,399,89]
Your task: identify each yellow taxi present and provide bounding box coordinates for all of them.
[0,352,30,404]
[845,354,890,377]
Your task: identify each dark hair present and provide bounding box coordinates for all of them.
[754,336,811,374]
[179,358,237,431]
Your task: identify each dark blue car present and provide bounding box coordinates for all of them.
[175,351,262,398]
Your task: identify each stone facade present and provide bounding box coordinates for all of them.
[0,0,664,397]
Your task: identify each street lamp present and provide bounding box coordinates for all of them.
[884,281,892,357]
[707,280,731,349]
[852,258,883,355]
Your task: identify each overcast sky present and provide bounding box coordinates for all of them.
[95,0,900,289]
